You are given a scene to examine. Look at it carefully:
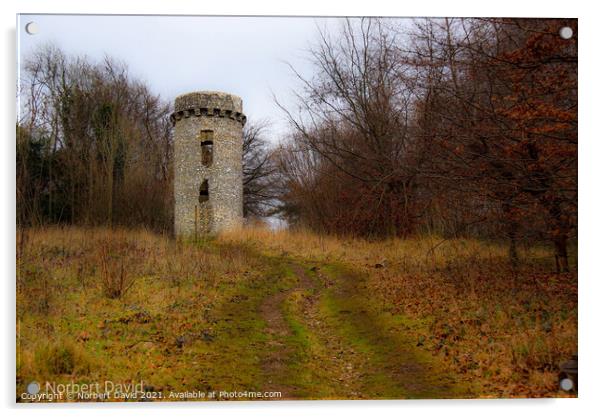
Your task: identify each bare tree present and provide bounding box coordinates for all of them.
[242,120,279,218]
[18,44,173,231]
[278,18,426,236]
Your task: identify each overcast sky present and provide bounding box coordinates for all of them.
[17,14,349,140]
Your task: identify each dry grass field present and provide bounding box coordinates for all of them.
[16,226,577,400]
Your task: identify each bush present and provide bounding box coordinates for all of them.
[99,241,138,299]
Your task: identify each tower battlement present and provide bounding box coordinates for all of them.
[171,91,247,126]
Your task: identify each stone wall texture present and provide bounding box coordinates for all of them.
[172,91,246,236]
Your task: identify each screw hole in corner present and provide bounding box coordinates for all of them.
[559,378,574,391]
[25,21,39,35]
[559,26,573,40]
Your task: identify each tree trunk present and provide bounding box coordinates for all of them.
[545,197,571,273]
[502,200,519,268]
[509,230,519,269]
[554,233,569,273]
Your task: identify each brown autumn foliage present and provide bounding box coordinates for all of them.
[410,18,577,270]
[276,18,577,270]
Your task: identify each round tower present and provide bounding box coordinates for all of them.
[171,91,246,237]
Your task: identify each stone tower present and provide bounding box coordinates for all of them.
[171,91,246,237]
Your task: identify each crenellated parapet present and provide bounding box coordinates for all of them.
[171,91,247,126]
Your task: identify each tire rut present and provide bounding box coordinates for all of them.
[259,287,295,398]
[258,262,315,399]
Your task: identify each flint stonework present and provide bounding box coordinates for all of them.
[172,91,245,236]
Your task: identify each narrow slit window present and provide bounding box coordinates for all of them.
[199,179,209,203]
[201,140,213,166]
[199,130,214,166]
